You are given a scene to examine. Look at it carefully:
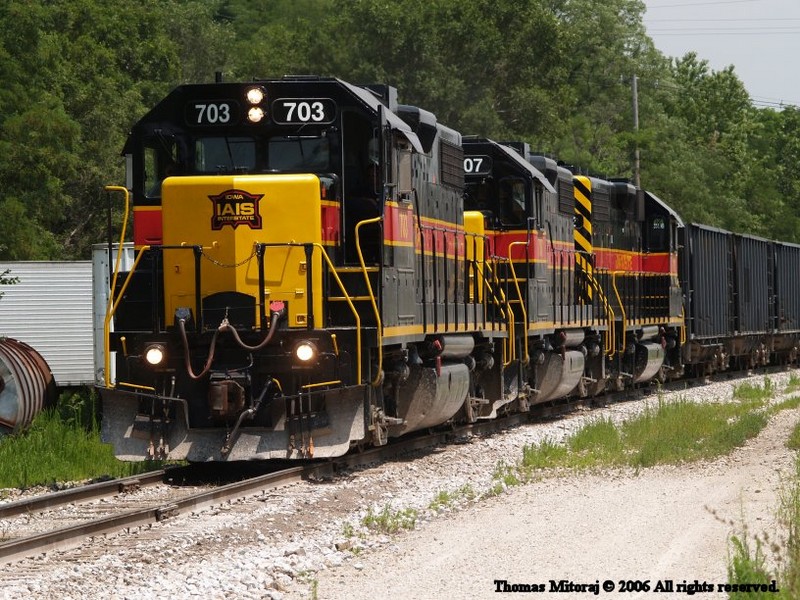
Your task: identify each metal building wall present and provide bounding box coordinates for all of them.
[0,261,93,386]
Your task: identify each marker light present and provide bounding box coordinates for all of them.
[247,106,265,123]
[295,341,317,362]
[246,86,266,105]
[144,344,166,366]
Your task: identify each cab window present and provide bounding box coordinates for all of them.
[194,137,256,173]
[268,136,330,171]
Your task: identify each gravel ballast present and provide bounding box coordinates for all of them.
[1,372,796,599]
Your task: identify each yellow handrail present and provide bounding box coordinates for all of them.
[354,216,383,386]
[104,246,152,387]
[101,185,132,388]
[507,242,529,365]
[313,243,363,385]
[586,267,615,357]
[611,271,627,357]
[484,260,514,366]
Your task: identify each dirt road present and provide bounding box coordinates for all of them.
[312,407,797,600]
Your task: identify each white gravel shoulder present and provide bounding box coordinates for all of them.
[2,372,797,600]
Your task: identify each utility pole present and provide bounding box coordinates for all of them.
[632,74,641,188]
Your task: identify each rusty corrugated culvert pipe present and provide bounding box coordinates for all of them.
[0,338,56,434]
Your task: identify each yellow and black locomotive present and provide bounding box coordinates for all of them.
[101,76,502,460]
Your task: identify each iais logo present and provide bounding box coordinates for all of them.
[209,189,264,230]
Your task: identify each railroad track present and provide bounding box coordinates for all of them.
[0,366,778,566]
[0,409,537,566]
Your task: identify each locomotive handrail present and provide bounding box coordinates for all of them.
[581,257,615,357]
[102,244,152,387]
[591,274,615,357]
[611,271,627,356]
[484,259,515,366]
[101,185,153,388]
[507,241,530,365]
[354,216,383,386]
[312,243,363,385]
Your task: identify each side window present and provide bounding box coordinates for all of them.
[268,136,330,170]
[499,178,527,226]
[144,146,158,198]
[396,140,413,199]
[144,140,179,199]
[648,216,667,251]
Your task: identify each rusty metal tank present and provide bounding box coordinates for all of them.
[0,338,56,434]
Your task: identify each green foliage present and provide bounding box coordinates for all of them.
[0,268,18,300]
[0,389,156,488]
[0,0,797,258]
[0,0,233,260]
[517,394,772,475]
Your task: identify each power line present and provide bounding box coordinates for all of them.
[650,30,800,35]
[646,0,759,8]
[646,0,761,7]
[648,17,800,22]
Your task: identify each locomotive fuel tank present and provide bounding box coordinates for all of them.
[388,361,470,437]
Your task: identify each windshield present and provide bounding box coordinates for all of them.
[190,135,332,174]
[194,137,256,173]
[268,136,330,171]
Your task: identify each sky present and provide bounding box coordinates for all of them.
[642,0,800,109]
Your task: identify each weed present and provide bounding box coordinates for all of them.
[362,504,418,534]
[342,521,355,538]
[429,484,477,511]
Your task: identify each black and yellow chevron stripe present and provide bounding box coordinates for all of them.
[573,175,593,303]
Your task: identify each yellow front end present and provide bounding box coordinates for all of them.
[161,174,324,329]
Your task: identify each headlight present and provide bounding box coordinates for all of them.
[294,341,317,362]
[247,106,265,123]
[144,344,166,366]
[246,86,266,105]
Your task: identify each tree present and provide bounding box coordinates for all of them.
[0,0,234,260]
[0,268,19,300]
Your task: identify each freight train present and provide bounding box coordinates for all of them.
[98,75,800,461]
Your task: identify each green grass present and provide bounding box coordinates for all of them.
[0,389,158,489]
[786,373,800,395]
[517,396,769,475]
[733,378,774,402]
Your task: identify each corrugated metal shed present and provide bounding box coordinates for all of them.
[0,261,94,386]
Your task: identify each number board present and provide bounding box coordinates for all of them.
[463,155,493,175]
[186,101,240,126]
[271,98,336,125]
